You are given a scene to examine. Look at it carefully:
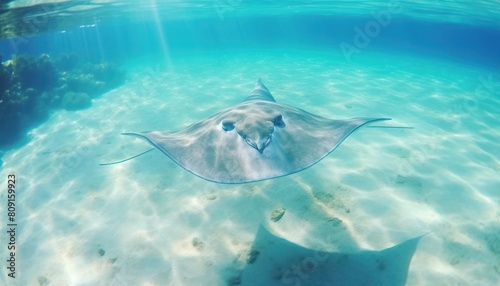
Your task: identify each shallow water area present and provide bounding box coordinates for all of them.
[1,0,500,284]
[1,46,499,285]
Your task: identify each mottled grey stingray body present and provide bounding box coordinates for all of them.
[123,80,390,184]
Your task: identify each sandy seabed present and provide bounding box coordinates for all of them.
[1,49,499,285]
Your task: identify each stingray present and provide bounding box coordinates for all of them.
[103,80,409,184]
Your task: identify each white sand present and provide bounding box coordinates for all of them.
[0,49,499,285]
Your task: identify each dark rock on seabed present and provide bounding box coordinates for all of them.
[0,53,126,148]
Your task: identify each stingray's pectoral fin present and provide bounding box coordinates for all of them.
[98,148,156,166]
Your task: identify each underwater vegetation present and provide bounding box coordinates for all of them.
[0,53,125,148]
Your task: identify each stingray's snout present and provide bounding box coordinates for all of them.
[225,115,282,154]
[255,143,266,154]
[246,136,272,154]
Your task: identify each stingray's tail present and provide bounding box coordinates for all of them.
[366,125,414,129]
[99,148,156,166]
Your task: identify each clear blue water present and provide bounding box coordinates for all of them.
[0,1,499,285]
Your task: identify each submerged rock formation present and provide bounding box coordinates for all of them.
[0,53,126,148]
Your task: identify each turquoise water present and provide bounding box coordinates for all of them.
[1,1,500,285]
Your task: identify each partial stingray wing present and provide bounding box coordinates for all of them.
[124,102,390,184]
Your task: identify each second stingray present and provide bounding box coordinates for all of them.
[109,80,409,184]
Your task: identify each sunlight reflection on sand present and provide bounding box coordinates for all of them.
[0,49,499,285]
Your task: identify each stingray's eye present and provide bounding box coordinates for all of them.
[221,120,235,131]
[272,114,285,128]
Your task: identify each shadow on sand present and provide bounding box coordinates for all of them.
[235,225,423,286]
